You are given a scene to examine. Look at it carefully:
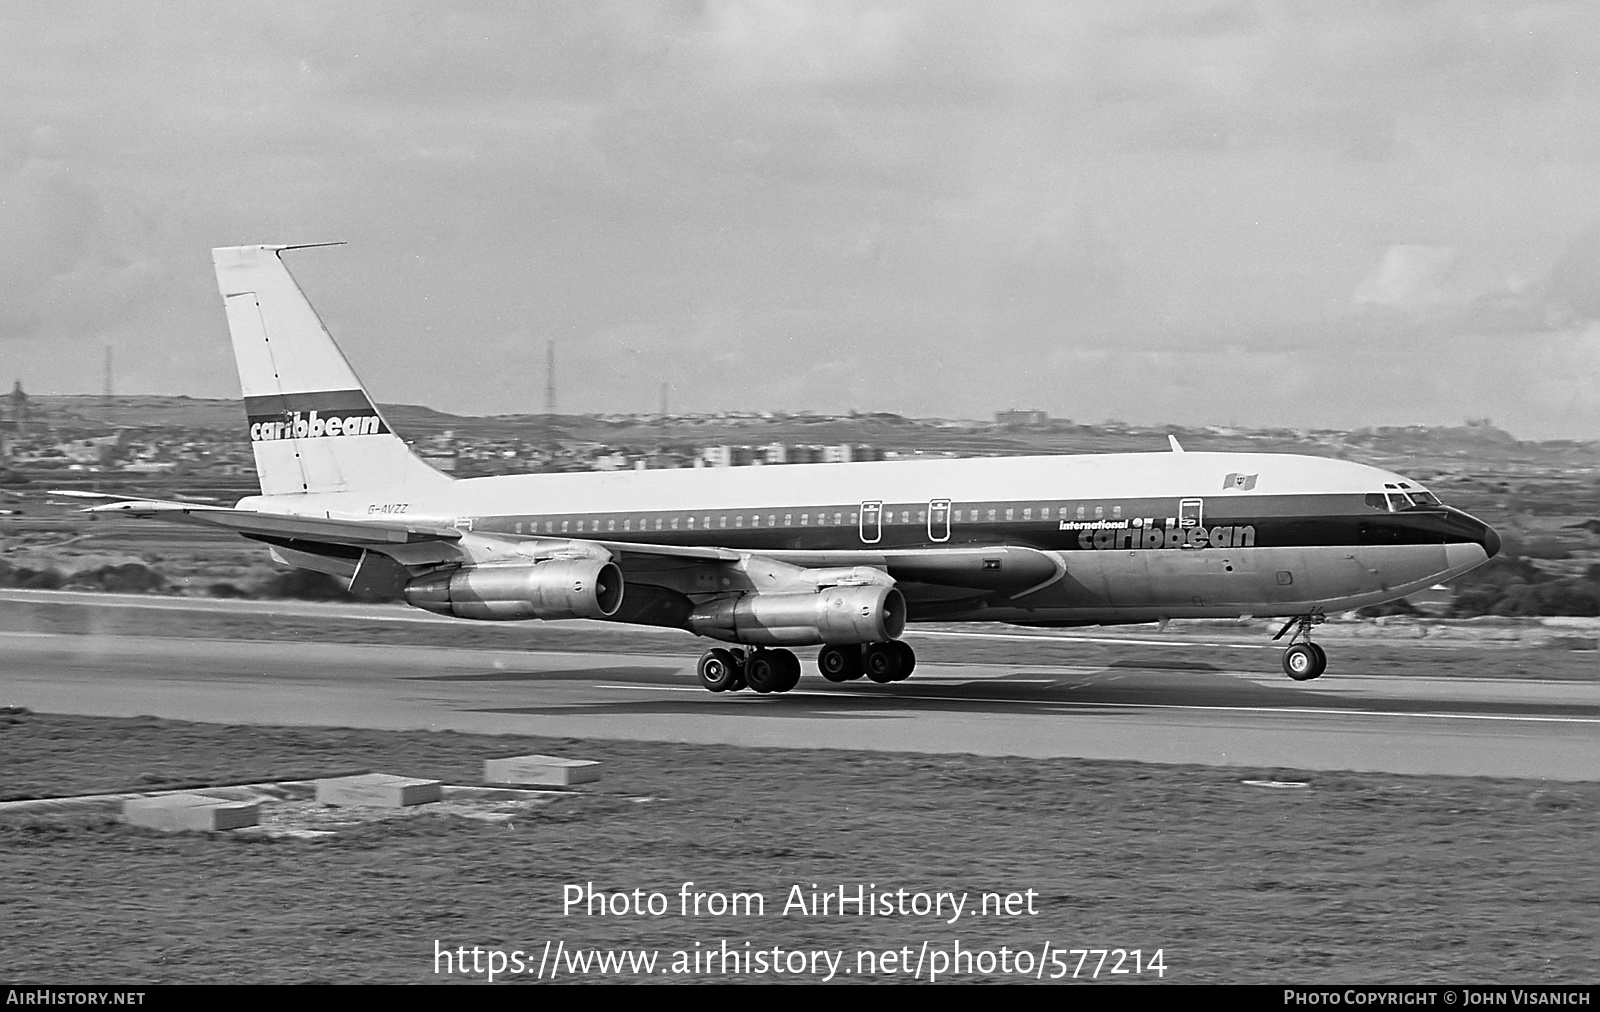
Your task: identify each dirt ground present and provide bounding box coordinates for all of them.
[1,710,1596,985]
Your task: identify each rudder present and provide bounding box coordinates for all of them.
[212,244,451,496]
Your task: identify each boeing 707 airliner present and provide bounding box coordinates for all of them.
[68,244,1501,693]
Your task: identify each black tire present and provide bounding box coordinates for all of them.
[1282,643,1325,681]
[863,642,901,683]
[773,649,802,693]
[818,644,861,682]
[1311,643,1327,673]
[745,651,785,694]
[697,648,742,692]
[891,641,916,681]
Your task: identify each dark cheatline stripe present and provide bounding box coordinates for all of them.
[243,389,376,415]
[472,507,1489,554]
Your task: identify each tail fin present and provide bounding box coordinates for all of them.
[212,244,451,496]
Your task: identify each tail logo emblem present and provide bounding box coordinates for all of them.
[244,389,389,442]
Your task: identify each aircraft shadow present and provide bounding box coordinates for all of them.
[456,665,1596,721]
[406,666,681,683]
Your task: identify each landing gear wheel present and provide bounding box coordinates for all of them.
[863,642,902,683]
[818,644,862,682]
[746,650,799,694]
[697,648,743,692]
[744,651,776,693]
[890,641,916,681]
[1282,643,1326,681]
[1274,614,1328,682]
[773,649,802,693]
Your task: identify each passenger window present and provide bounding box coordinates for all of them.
[987,509,997,522]
[1094,506,1103,519]
[1022,508,1032,521]
[834,513,843,525]
[561,520,569,532]
[1113,505,1122,519]
[801,514,809,525]
[1076,506,1086,520]
[784,514,792,526]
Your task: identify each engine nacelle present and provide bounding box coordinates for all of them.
[687,586,906,646]
[403,559,623,621]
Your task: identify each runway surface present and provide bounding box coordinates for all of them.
[1,590,1596,781]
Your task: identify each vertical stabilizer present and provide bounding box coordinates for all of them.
[212,245,451,496]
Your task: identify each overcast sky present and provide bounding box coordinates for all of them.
[3,2,1599,438]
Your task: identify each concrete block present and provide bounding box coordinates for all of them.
[484,754,601,787]
[122,793,260,832]
[315,773,441,808]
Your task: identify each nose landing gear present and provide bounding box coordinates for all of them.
[1273,615,1327,681]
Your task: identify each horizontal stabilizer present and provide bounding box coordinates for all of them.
[60,492,461,546]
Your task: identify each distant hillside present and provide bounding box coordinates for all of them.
[22,394,1599,467]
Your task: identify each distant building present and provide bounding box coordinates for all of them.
[995,409,1049,427]
[8,382,27,429]
[700,445,732,468]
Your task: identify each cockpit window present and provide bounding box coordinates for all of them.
[1368,489,1443,512]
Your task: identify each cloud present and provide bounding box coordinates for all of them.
[1351,245,1461,312]
[1548,220,1600,321]
[0,132,105,338]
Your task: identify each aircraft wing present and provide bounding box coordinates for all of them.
[58,492,1065,606]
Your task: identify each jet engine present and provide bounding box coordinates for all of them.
[403,559,623,621]
[688,585,906,646]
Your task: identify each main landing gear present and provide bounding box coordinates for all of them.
[818,642,915,684]
[696,647,800,694]
[1273,614,1327,681]
[696,642,916,694]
